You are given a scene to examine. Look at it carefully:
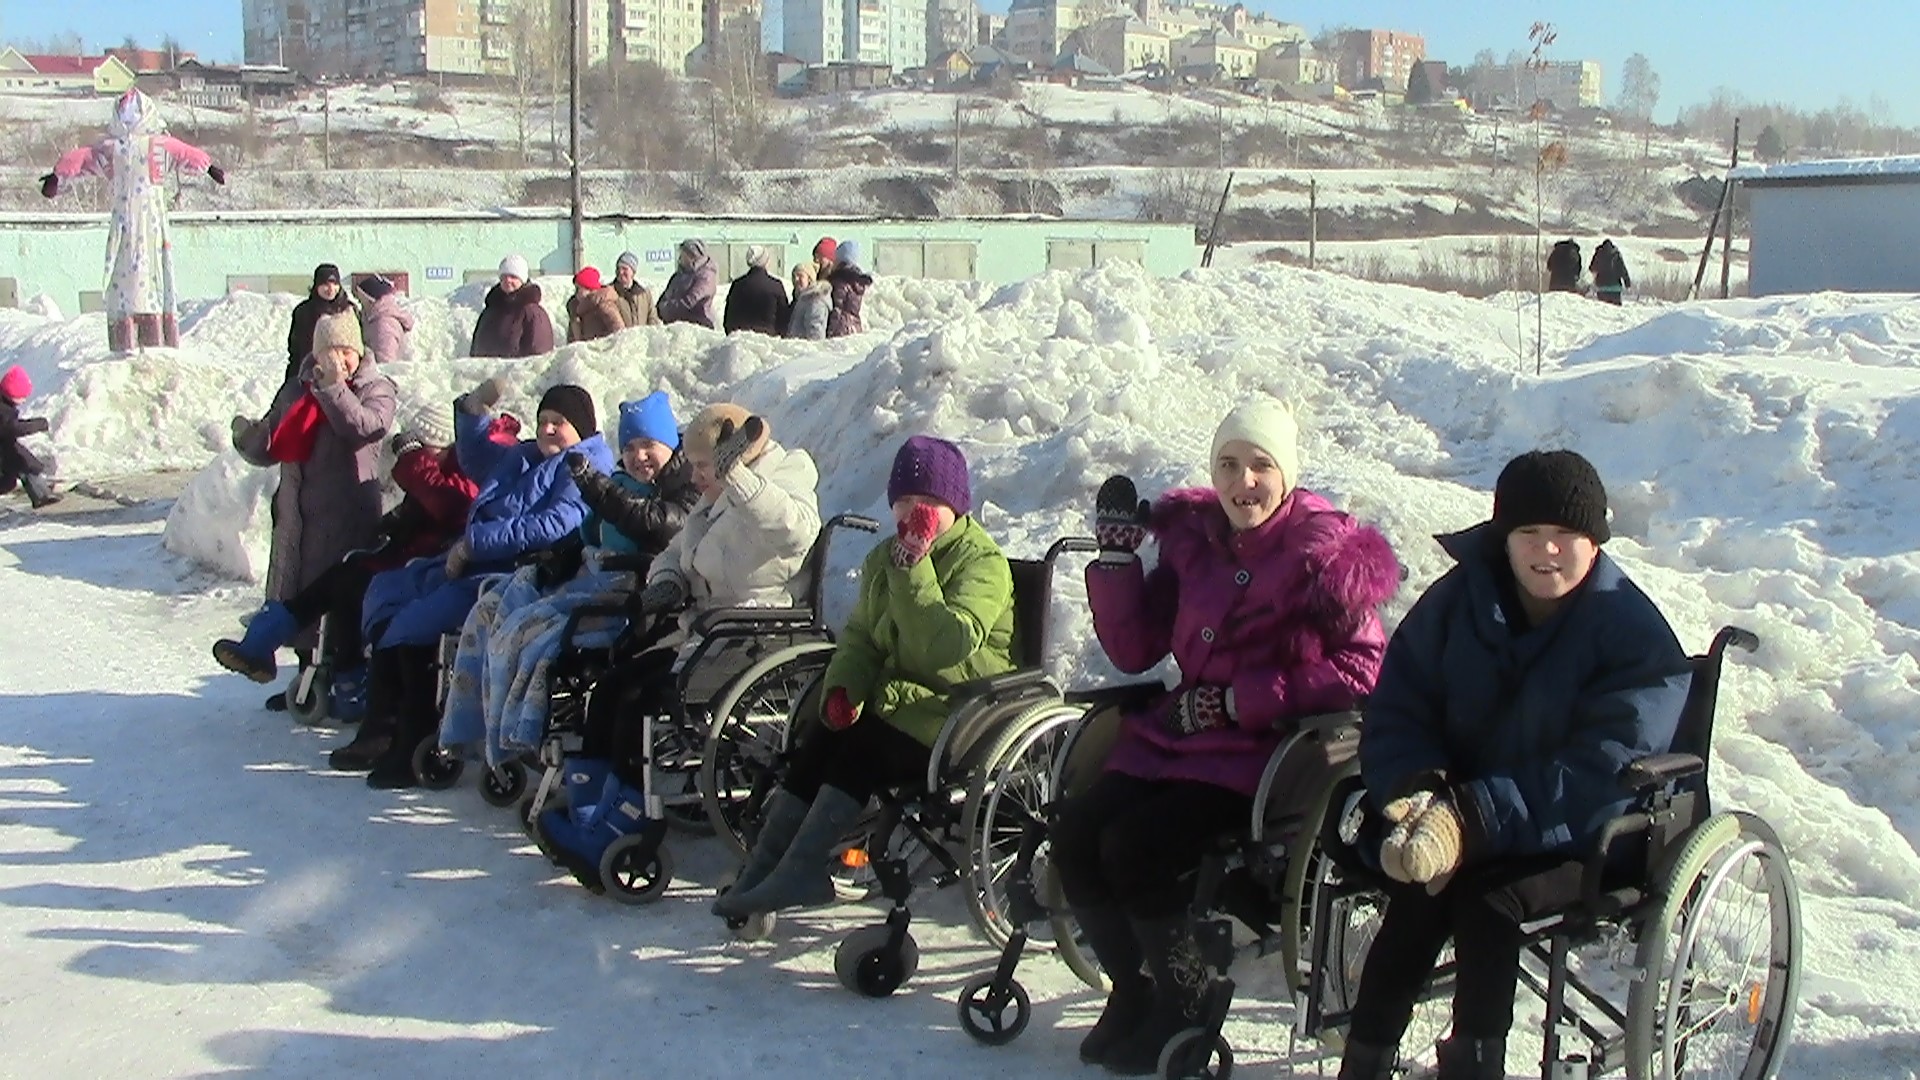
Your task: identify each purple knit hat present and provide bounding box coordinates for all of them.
[887,435,971,515]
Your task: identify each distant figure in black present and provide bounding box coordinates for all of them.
[1546,240,1583,293]
[1590,240,1632,306]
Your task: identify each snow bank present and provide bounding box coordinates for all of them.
[11,260,1920,1059]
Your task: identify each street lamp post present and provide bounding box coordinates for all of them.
[569,0,584,274]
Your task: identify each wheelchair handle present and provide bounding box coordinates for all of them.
[1716,625,1761,656]
[558,602,629,652]
[829,512,882,534]
[1046,536,1100,564]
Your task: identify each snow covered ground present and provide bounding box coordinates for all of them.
[3,265,1919,1078]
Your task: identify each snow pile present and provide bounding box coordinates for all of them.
[6,262,1920,1071]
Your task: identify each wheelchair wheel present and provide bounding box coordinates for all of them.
[962,707,1082,947]
[600,833,673,905]
[834,924,919,998]
[956,972,1031,1046]
[699,645,834,859]
[412,740,465,790]
[1626,812,1800,1080]
[1158,1029,1233,1080]
[479,761,528,808]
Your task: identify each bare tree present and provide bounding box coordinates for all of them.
[506,0,561,166]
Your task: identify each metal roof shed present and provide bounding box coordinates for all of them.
[1733,156,1920,297]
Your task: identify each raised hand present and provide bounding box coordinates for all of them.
[713,415,767,483]
[890,502,942,569]
[1094,474,1151,565]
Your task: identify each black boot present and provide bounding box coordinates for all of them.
[1337,1037,1399,1080]
[1100,915,1211,1076]
[1070,904,1155,1065]
[1435,1035,1506,1080]
[329,649,403,771]
[367,645,437,789]
[22,473,61,509]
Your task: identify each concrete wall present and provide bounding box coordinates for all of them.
[1747,182,1920,297]
[0,210,1197,310]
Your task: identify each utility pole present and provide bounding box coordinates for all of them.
[952,95,961,180]
[322,81,331,169]
[569,0,583,274]
[1719,118,1741,299]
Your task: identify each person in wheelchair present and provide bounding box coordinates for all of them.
[1053,399,1402,1076]
[439,390,700,764]
[711,435,1016,922]
[214,405,483,719]
[537,403,820,883]
[1338,450,1692,1080]
[331,378,614,788]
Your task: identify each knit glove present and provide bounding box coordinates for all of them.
[443,538,472,579]
[1382,794,1465,894]
[634,575,687,616]
[1377,791,1436,884]
[207,164,227,185]
[39,173,58,199]
[823,686,861,731]
[459,376,507,416]
[890,502,943,569]
[713,415,767,483]
[1166,684,1231,737]
[1094,475,1151,565]
[390,429,425,457]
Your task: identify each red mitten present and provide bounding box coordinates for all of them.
[890,503,943,568]
[823,687,861,730]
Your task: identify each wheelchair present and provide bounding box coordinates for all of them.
[513,513,882,904]
[711,537,1111,995]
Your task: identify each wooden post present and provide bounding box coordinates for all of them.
[1719,127,1742,298]
[1690,118,1740,299]
[1200,171,1235,268]
[322,82,331,170]
[1308,177,1318,269]
[952,96,961,180]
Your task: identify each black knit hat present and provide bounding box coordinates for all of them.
[537,384,598,438]
[1492,450,1610,543]
[313,263,341,287]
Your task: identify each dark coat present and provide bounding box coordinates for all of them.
[470,283,556,358]
[657,256,718,328]
[723,266,792,336]
[1590,242,1632,293]
[576,450,701,556]
[1360,524,1692,862]
[286,289,356,381]
[1546,240,1583,292]
[826,264,873,338]
[0,399,50,487]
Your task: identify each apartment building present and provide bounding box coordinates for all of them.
[1327,28,1424,92]
[1469,60,1603,112]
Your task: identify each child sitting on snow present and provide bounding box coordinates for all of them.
[0,365,60,509]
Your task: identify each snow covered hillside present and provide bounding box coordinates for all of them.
[2,266,1917,1077]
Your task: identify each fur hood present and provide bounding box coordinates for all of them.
[484,282,544,310]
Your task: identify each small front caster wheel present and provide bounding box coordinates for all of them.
[956,972,1031,1046]
[834,924,919,997]
[411,740,465,790]
[479,761,527,807]
[600,833,672,905]
[1158,1028,1234,1080]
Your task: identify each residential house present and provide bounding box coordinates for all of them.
[169,59,301,108]
[1255,40,1328,85]
[1074,14,1169,76]
[805,58,892,92]
[0,50,139,95]
[106,47,196,75]
[1172,28,1255,81]
[964,43,1032,81]
[924,47,975,84]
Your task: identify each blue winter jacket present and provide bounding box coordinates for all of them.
[1360,523,1692,861]
[452,408,615,564]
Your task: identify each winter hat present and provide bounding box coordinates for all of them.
[311,312,366,357]
[357,274,395,301]
[1492,449,1611,544]
[575,266,603,291]
[536,384,598,438]
[404,403,456,449]
[793,262,816,287]
[746,245,773,269]
[679,238,709,264]
[1211,399,1300,495]
[616,250,641,274]
[313,263,341,287]
[837,240,863,267]
[618,391,680,449]
[0,364,30,402]
[499,254,531,281]
[684,402,766,459]
[887,435,971,516]
[812,237,838,262]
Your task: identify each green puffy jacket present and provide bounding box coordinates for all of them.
[823,514,1017,746]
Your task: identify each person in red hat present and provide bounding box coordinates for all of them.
[811,237,838,282]
[0,365,59,508]
[567,265,629,344]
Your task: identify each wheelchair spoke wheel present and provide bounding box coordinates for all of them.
[964,710,1081,948]
[1628,813,1800,1080]
[699,649,831,860]
[956,972,1032,1046]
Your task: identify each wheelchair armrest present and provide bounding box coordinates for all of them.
[950,667,1056,703]
[1578,810,1653,923]
[559,603,630,651]
[598,553,652,573]
[1295,709,1362,736]
[1063,680,1164,711]
[688,606,817,636]
[1619,753,1705,793]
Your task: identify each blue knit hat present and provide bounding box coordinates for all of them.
[837,240,862,267]
[887,435,970,515]
[618,391,679,449]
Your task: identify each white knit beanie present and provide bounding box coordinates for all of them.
[1211,399,1300,495]
[405,403,456,449]
[499,254,531,281]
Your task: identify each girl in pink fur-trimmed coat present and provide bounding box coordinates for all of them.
[1048,399,1402,1074]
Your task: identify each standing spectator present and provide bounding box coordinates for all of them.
[287,264,355,381]
[470,254,555,358]
[356,275,413,363]
[656,239,717,328]
[810,236,838,281]
[787,263,831,341]
[610,251,661,329]
[723,245,791,336]
[826,240,873,338]
[566,266,629,344]
[1546,239,1583,293]
[0,365,59,509]
[1590,240,1632,306]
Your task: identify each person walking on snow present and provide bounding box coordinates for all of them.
[656,239,717,328]
[1546,239,1583,293]
[1590,240,1632,306]
[39,88,226,354]
[356,275,412,364]
[0,365,60,509]
[609,251,661,329]
[470,255,555,358]
[723,245,790,336]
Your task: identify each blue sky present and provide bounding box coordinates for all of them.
[5,1,1914,124]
